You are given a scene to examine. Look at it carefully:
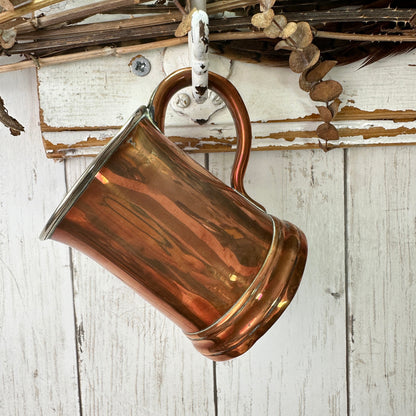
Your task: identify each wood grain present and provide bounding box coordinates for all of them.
[210,149,347,415]
[2,32,416,415]
[0,65,80,414]
[37,49,416,157]
[346,146,416,415]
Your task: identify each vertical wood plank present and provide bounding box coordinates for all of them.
[210,149,347,415]
[0,69,80,414]
[65,154,216,416]
[347,146,416,415]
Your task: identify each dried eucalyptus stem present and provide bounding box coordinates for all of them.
[252,2,344,150]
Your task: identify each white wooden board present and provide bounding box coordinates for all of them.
[65,154,216,416]
[2,28,416,416]
[37,47,416,158]
[210,149,347,415]
[346,146,416,415]
[0,67,80,415]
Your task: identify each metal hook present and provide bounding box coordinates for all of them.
[189,0,209,104]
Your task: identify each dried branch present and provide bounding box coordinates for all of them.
[172,0,186,16]
[16,0,257,34]
[0,0,64,24]
[283,8,416,25]
[18,14,184,39]
[14,0,145,33]
[315,30,416,43]
[0,31,265,73]
[105,4,177,15]
[8,16,250,55]
[0,95,24,135]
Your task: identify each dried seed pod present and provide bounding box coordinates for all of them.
[328,98,342,118]
[299,71,315,92]
[174,8,196,37]
[273,14,287,30]
[306,60,338,83]
[317,123,339,141]
[260,0,276,12]
[310,80,343,102]
[0,28,17,49]
[274,39,294,51]
[264,22,281,39]
[316,106,333,123]
[280,22,297,39]
[251,9,275,29]
[289,44,320,73]
[0,0,14,11]
[289,22,313,50]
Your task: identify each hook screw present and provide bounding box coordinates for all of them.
[175,93,191,109]
[130,56,151,77]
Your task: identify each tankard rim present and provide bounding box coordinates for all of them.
[39,106,147,241]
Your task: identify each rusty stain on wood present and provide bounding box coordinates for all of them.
[260,126,416,142]
[253,106,416,124]
[43,134,237,158]
[43,124,416,158]
[335,107,416,123]
[250,141,416,152]
[39,106,416,135]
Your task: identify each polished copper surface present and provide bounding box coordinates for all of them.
[151,69,253,204]
[43,68,307,360]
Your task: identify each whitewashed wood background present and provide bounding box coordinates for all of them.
[1,51,416,415]
[38,47,416,157]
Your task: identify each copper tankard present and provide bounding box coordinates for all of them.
[41,68,307,361]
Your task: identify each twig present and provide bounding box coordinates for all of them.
[283,8,416,25]
[0,31,265,73]
[105,4,177,15]
[173,0,186,16]
[16,0,257,35]
[8,16,251,55]
[316,30,416,43]
[14,0,146,33]
[18,14,184,39]
[0,0,64,24]
[0,95,24,135]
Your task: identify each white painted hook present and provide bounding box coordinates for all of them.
[189,1,209,104]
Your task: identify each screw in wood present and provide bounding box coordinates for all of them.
[130,56,151,77]
[175,93,191,108]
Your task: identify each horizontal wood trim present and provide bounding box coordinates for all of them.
[40,106,416,133]
[42,121,416,158]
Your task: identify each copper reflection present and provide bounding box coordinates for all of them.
[151,69,254,206]
[44,68,307,361]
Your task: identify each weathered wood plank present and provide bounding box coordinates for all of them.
[210,149,347,415]
[346,146,416,415]
[42,119,416,158]
[37,47,416,157]
[0,67,80,414]
[65,154,216,416]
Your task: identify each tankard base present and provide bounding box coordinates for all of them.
[185,216,307,361]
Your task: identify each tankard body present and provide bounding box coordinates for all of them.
[41,69,307,360]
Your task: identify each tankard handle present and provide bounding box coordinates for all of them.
[149,67,256,206]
